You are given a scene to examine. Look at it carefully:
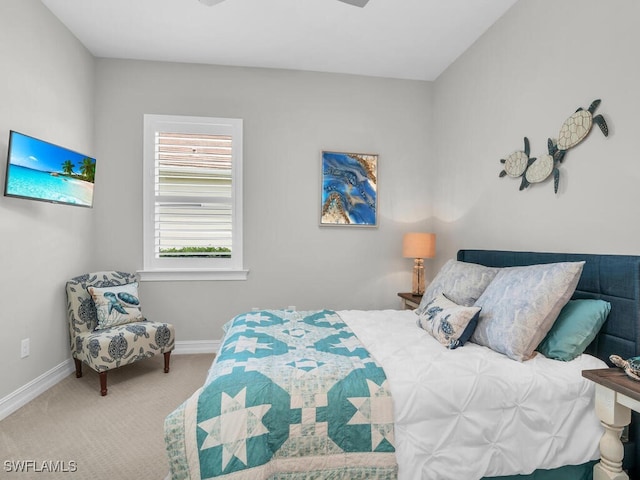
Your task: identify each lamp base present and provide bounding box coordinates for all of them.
[412,258,425,295]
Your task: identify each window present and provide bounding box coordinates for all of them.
[141,114,246,281]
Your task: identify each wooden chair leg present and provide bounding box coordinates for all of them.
[99,371,108,396]
[74,358,83,378]
[164,351,171,373]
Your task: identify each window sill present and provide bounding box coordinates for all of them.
[137,269,249,282]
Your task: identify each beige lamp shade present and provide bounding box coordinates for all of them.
[402,233,436,259]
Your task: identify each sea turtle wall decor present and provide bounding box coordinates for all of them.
[498,98,609,193]
[610,354,640,381]
[499,137,535,189]
[555,99,608,163]
[521,138,560,193]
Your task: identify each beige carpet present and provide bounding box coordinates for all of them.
[0,353,215,480]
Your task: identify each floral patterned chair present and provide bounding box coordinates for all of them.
[66,271,175,396]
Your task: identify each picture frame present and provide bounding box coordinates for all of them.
[320,151,378,227]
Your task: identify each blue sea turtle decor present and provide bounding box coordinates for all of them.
[610,354,640,382]
[498,98,609,193]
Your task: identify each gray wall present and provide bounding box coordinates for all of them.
[0,0,95,399]
[92,60,433,340]
[5,0,640,401]
[432,0,640,264]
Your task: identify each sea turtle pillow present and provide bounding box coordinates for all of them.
[417,293,481,349]
[88,282,144,330]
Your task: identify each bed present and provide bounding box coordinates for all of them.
[164,250,640,480]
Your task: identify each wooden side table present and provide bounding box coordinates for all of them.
[582,367,640,480]
[397,292,422,310]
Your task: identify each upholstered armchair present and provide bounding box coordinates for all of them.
[66,271,175,396]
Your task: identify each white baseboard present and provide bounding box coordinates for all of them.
[0,359,74,422]
[173,339,220,355]
[0,340,220,422]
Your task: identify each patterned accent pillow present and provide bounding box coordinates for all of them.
[88,282,144,330]
[416,259,500,315]
[471,261,585,361]
[417,293,481,349]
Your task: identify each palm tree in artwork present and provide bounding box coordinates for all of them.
[62,160,75,176]
[79,157,96,183]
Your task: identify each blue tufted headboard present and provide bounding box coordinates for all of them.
[457,249,640,477]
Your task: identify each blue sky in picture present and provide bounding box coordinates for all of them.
[8,131,93,174]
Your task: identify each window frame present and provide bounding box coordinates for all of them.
[140,114,247,281]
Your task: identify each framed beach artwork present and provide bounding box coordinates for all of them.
[320,151,378,227]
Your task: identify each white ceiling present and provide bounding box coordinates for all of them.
[41,0,518,81]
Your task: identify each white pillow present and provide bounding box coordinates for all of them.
[471,261,585,361]
[416,259,499,314]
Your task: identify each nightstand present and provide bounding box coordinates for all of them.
[397,292,422,310]
[582,367,640,480]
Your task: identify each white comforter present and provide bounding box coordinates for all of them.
[338,309,606,480]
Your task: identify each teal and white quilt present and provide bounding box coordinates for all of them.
[165,309,397,480]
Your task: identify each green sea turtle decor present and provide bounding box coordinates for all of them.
[498,98,609,193]
[610,354,640,382]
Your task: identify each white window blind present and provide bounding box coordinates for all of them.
[142,115,245,280]
[155,132,232,258]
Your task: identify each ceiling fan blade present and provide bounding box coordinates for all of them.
[198,0,369,6]
[337,0,370,6]
[198,0,227,6]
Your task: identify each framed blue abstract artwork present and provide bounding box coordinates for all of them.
[320,151,378,227]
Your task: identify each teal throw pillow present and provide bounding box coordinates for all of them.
[537,299,611,361]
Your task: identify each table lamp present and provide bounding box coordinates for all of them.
[402,233,436,295]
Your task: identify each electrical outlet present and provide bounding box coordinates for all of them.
[20,338,30,358]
